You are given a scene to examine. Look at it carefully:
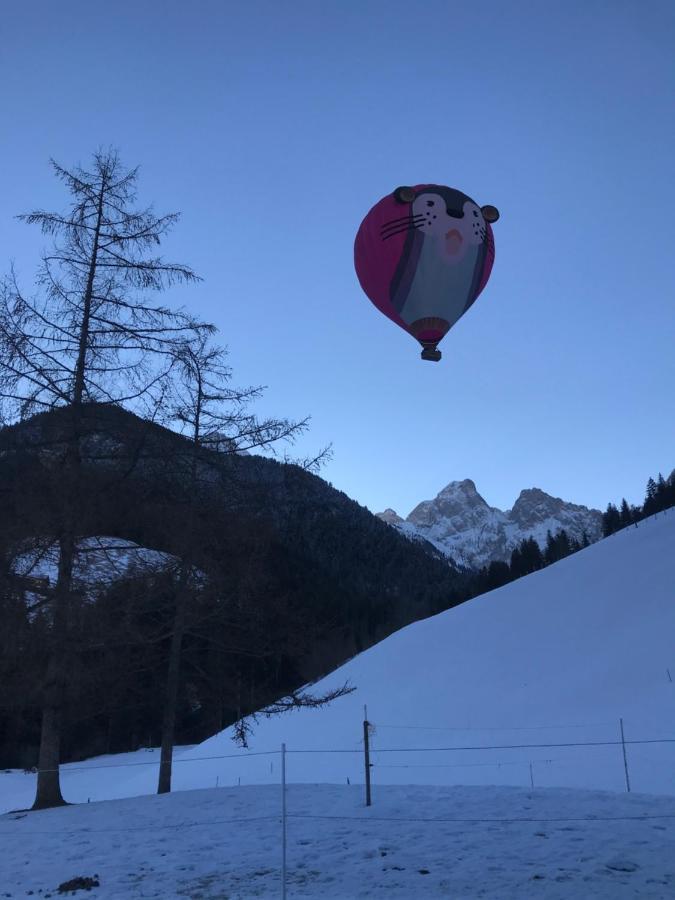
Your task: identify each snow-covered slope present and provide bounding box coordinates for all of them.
[378,479,602,568]
[4,510,672,815]
[103,508,675,799]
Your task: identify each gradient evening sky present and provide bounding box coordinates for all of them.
[1,0,673,516]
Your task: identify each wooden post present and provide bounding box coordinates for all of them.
[281,743,287,900]
[363,705,372,807]
[529,762,534,790]
[619,718,631,792]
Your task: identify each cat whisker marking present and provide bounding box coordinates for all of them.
[381,217,424,234]
[381,214,424,230]
[381,224,424,240]
[380,219,424,235]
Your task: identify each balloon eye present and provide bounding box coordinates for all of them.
[481,205,500,223]
[393,186,416,204]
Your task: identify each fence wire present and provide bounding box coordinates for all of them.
[16,734,675,775]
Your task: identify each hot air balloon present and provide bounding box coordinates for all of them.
[354,185,499,361]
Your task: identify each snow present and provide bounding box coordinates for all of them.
[0,748,194,815]
[116,508,675,799]
[1,511,675,897]
[2,784,675,898]
[381,479,602,568]
[13,536,175,592]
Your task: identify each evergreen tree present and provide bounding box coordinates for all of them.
[619,498,633,527]
[602,503,621,537]
[509,545,523,579]
[557,529,571,558]
[643,477,659,517]
[656,473,668,513]
[668,471,675,509]
[520,536,543,574]
[484,559,511,591]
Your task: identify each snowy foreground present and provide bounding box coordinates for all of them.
[2,783,675,899]
[2,512,675,896]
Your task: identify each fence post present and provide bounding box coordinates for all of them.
[529,762,534,790]
[619,718,631,792]
[363,705,372,807]
[281,743,287,900]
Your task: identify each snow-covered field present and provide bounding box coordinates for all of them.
[2,783,675,898]
[1,748,196,816]
[2,510,675,897]
[112,508,675,801]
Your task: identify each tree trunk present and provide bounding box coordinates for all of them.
[32,180,105,810]
[158,409,200,795]
[32,703,66,809]
[157,579,189,794]
[32,533,75,809]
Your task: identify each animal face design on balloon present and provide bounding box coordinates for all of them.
[394,192,486,255]
[354,185,499,361]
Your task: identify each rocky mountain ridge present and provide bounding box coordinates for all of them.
[377,479,602,569]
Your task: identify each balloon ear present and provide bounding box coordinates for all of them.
[393,186,416,204]
[481,204,500,223]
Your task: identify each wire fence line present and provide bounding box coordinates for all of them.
[7,718,674,808]
[374,758,564,769]
[29,749,279,774]
[18,735,675,775]
[5,718,675,900]
[374,721,616,732]
[364,738,675,752]
[8,726,675,805]
[290,738,675,753]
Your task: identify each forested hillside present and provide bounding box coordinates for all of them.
[0,403,463,767]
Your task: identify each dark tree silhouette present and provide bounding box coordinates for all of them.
[602,503,621,537]
[0,150,206,809]
[154,331,332,794]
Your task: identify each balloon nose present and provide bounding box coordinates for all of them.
[445,229,463,254]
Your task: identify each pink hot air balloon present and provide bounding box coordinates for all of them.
[354,184,499,361]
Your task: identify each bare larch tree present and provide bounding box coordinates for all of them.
[155,331,340,793]
[0,149,207,809]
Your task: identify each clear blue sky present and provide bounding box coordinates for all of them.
[1,0,673,515]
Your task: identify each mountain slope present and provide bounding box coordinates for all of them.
[118,508,675,797]
[1,404,464,764]
[379,479,602,568]
[0,403,461,636]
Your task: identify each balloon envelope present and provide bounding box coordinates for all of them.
[354,184,496,360]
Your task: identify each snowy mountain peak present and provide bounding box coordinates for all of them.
[408,479,492,529]
[438,478,485,503]
[510,487,589,528]
[377,508,404,526]
[378,480,602,569]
